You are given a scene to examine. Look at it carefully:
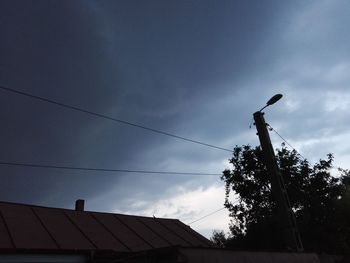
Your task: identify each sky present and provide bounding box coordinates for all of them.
[1,0,350,238]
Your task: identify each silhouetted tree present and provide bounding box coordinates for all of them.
[210,230,228,248]
[219,144,350,253]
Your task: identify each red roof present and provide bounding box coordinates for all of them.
[0,201,212,252]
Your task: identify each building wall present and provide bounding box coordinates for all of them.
[0,254,87,263]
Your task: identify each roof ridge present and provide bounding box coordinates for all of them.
[0,200,179,221]
[0,200,75,211]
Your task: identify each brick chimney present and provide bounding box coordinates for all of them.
[75,199,85,211]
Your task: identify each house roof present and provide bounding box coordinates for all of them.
[0,201,212,253]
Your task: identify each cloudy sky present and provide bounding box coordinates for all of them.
[1,0,350,238]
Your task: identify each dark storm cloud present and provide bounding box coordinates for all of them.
[0,0,286,207]
[1,0,349,227]
[0,0,127,205]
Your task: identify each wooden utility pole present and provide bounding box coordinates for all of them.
[253,111,303,252]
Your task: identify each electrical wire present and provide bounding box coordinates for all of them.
[187,207,226,225]
[0,161,221,176]
[267,124,345,171]
[0,88,234,245]
[1,160,229,227]
[1,159,225,248]
[0,86,232,152]
[266,124,307,160]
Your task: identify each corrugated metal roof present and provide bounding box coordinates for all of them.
[0,201,212,253]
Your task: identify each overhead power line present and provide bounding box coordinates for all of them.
[266,124,307,159]
[0,86,232,152]
[0,161,221,176]
[187,207,226,225]
[267,124,344,171]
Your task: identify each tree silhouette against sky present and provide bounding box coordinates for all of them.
[217,144,350,253]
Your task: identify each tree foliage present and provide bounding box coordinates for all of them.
[220,144,350,253]
[210,230,228,248]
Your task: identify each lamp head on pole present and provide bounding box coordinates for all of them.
[259,94,283,112]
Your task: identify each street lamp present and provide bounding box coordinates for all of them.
[259,94,283,112]
[253,94,303,252]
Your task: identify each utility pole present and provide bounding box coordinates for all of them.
[253,96,303,252]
